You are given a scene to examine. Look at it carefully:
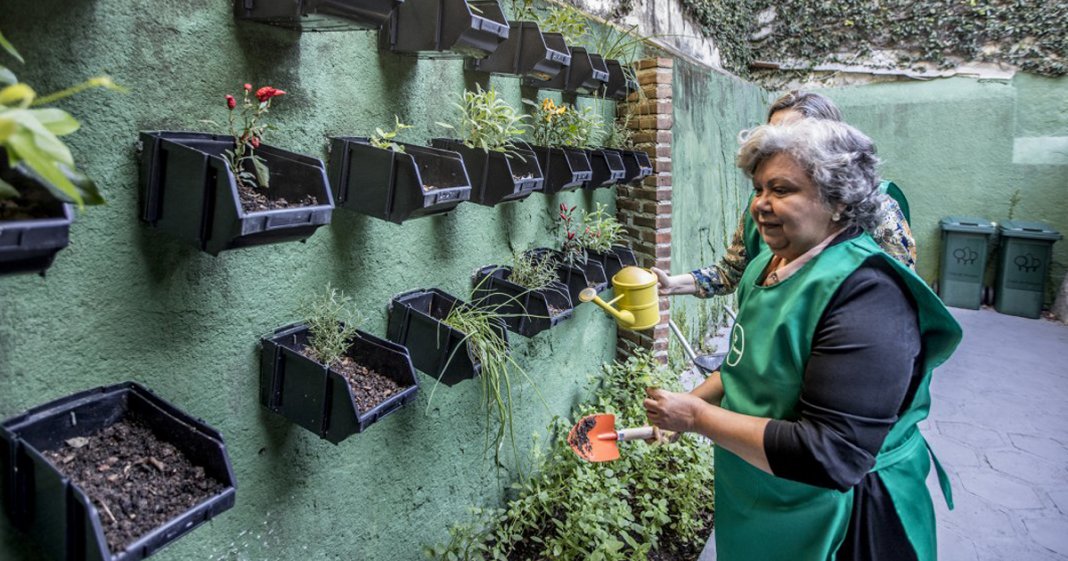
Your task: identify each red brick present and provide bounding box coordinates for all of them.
[637,69,672,86]
[655,160,672,173]
[622,100,673,117]
[655,231,672,244]
[637,84,672,100]
[655,244,671,258]
[636,57,673,70]
[655,257,671,269]
[633,215,656,228]
[617,198,641,213]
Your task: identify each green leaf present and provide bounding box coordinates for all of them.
[6,130,83,206]
[0,31,24,63]
[29,108,79,136]
[5,108,74,165]
[0,65,16,86]
[252,154,270,188]
[0,177,18,199]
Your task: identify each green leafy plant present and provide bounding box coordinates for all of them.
[0,30,121,207]
[557,202,586,266]
[425,349,716,561]
[533,3,591,45]
[210,84,286,191]
[370,115,412,153]
[523,98,603,149]
[602,112,635,151]
[507,249,558,291]
[300,284,366,368]
[581,202,625,253]
[437,85,527,154]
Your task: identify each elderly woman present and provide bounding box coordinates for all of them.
[644,120,961,561]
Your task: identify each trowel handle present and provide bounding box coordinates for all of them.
[616,426,657,442]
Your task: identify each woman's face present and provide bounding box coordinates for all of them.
[750,152,841,262]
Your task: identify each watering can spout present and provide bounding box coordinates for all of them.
[580,266,660,331]
[579,288,636,328]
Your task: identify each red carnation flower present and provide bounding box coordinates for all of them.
[256,86,286,103]
[244,83,252,91]
[226,94,236,110]
[249,136,261,149]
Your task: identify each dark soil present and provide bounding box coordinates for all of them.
[303,347,408,412]
[42,417,224,554]
[568,416,597,458]
[648,509,715,561]
[236,181,318,213]
[0,198,57,220]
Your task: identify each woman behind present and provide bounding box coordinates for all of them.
[644,120,961,560]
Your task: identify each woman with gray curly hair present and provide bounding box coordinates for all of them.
[645,119,962,561]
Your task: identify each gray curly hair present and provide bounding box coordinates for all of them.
[736,119,886,232]
[766,90,844,122]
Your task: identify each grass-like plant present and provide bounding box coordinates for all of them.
[506,249,558,291]
[300,284,365,368]
[369,115,411,153]
[437,85,527,154]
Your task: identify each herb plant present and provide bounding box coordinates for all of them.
[581,202,625,253]
[602,112,635,151]
[523,98,602,149]
[557,202,586,266]
[370,115,412,153]
[300,284,365,368]
[437,85,527,154]
[520,2,590,45]
[507,249,558,291]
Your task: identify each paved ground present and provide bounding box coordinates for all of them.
[699,307,1068,560]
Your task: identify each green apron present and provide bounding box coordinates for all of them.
[715,233,961,561]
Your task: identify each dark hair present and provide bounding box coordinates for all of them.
[767,90,844,123]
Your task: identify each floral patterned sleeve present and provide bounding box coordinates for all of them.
[871,198,917,271]
[690,212,750,298]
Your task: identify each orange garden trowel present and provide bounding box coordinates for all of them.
[568,414,656,462]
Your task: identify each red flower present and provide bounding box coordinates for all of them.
[249,136,261,149]
[559,212,567,220]
[244,83,252,91]
[559,203,567,211]
[567,231,575,240]
[226,94,236,110]
[256,86,286,103]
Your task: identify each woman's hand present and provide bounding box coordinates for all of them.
[643,388,708,433]
[651,267,697,296]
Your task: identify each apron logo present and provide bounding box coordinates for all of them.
[725,322,745,367]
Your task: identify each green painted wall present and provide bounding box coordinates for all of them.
[0,2,625,560]
[818,75,1068,304]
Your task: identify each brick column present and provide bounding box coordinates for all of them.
[616,57,673,364]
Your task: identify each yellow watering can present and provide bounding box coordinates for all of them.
[579,266,660,331]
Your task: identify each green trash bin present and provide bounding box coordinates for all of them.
[994,220,1062,319]
[939,216,996,309]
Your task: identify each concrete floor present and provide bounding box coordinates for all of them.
[698,307,1068,560]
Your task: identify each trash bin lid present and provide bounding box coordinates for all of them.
[998,220,1063,241]
[940,216,996,234]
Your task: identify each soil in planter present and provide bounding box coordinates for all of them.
[236,181,318,213]
[303,347,407,412]
[647,508,715,561]
[42,417,225,554]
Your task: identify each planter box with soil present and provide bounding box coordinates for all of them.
[0,155,74,277]
[429,139,542,206]
[328,137,472,224]
[584,149,626,190]
[380,0,508,58]
[587,245,638,280]
[465,18,570,80]
[519,143,591,195]
[386,288,508,386]
[471,265,573,337]
[0,382,236,561]
[524,47,608,95]
[139,131,333,256]
[619,149,653,184]
[525,248,608,305]
[260,324,419,444]
[601,59,638,101]
[234,0,402,31]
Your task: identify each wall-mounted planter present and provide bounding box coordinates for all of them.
[526,248,608,305]
[519,143,591,195]
[602,59,638,101]
[380,0,508,58]
[471,265,573,337]
[585,149,626,190]
[139,131,333,255]
[328,137,471,224]
[619,149,654,184]
[428,139,542,206]
[260,324,419,444]
[587,245,639,280]
[387,288,509,386]
[465,19,570,80]
[0,382,236,561]
[524,47,608,95]
[0,155,74,277]
[234,0,402,31]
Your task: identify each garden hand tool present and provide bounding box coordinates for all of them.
[567,413,656,463]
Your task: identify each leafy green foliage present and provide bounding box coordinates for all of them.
[300,284,365,368]
[437,85,527,154]
[523,98,603,149]
[370,115,412,153]
[581,202,625,254]
[601,112,634,151]
[208,84,286,191]
[425,350,716,561]
[511,1,591,45]
[507,249,558,291]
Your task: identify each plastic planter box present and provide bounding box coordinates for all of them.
[601,59,638,101]
[0,382,237,561]
[524,47,608,95]
[526,248,608,305]
[0,156,74,277]
[387,288,509,386]
[465,19,570,80]
[585,149,626,190]
[520,143,592,195]
[328,137,471,224]
[429,139,543,206]
[472,265,574,337]
[619,149,654,184]
[260,324,419,444]
[588,245,638,280]
[139,131,333,255]
[380,0,508,58]
[234,0,402,31]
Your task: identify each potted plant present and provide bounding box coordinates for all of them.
[140,84,333,255]
[519,98,594,195]
[601,112,652,185]
[0,382,237,561]
[517,4,607,95]
[234,0,402,31]
[578,202,637,279]
[0,33,118,276]
[602,58,639,101]
[592,24,645,101]
[329,116,473,223]
[380,0,509,58]
[524,246,607,305]
[471,250,573,337]
[260,284,419,444]
[464,1,570,80]
[582,110,626,190]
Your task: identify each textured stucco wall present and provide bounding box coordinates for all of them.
[0,2,624,560]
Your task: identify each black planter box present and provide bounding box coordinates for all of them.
[584,149,626,190]
[260,324,419,444]
[525,248,608,305]
[380,0,508,58]
[588,245,639,280]
[328,137,471,224]
[524,47,608,95]
[429,139,542,206]
[601,59,638,101]
[0,156,74,277]
[235,0,402,31]
[387,288,509,386]
[139,131,333,255]
[0,383,237,561]
[465,19,570,80]
[619,149,653,184]
[471,265,573,337]
[520,143,591,195]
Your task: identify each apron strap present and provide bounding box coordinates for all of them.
[925,440,954,510]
